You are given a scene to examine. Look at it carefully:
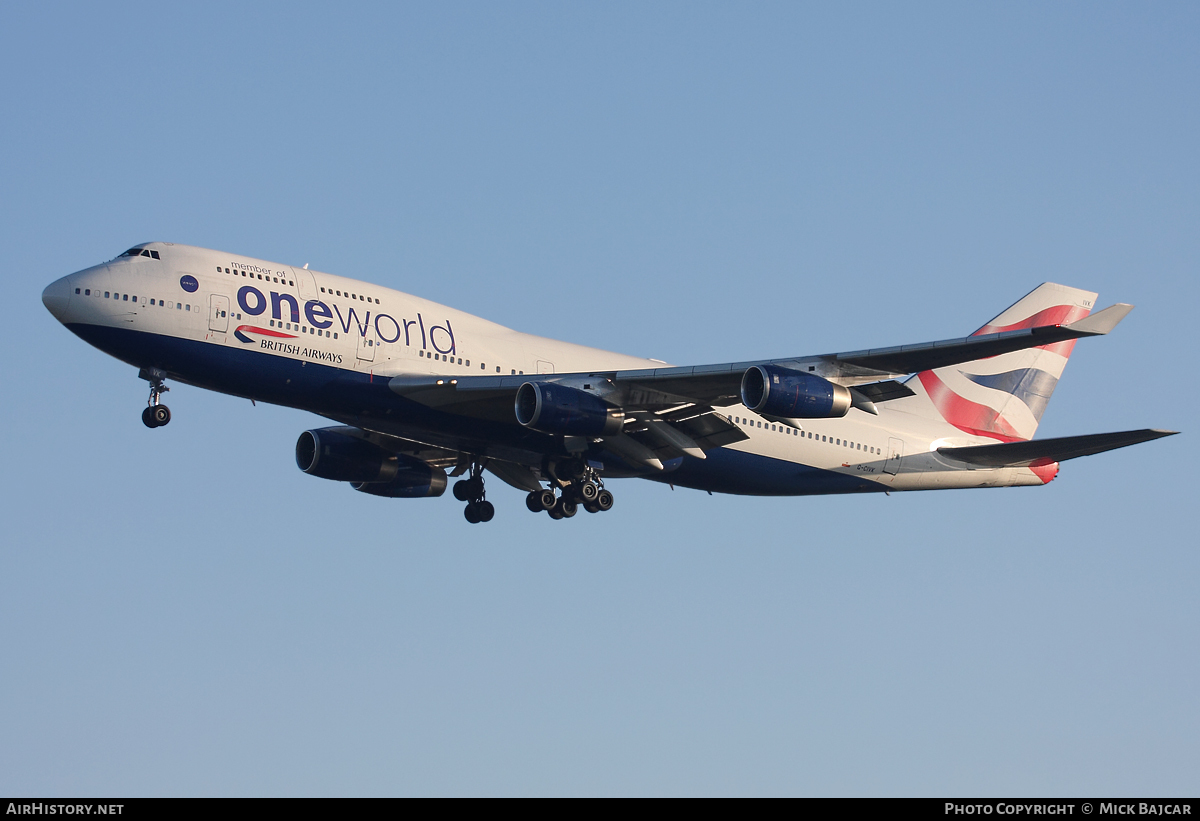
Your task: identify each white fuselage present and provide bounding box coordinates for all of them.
[43,242,1049,496]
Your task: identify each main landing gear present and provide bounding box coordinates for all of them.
[453,460,495,524]
[140,368,171,429]
[524,460,614,520]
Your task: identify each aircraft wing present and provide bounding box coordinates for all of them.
[937,429,1178,467]
[389,301,1134,411]
[604,301,1133,404]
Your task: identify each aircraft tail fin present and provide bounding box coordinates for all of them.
[892,283,1103,441]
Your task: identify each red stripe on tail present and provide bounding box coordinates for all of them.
[917,370,1026,442]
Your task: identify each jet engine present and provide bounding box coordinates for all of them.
[296,428,447,497]
[740,365,852,419]
[350,459,447,498]
[515,381,624,437]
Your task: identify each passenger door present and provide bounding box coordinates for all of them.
[356,320,377,362]
[209,294,229,333]
[884,437,904,475]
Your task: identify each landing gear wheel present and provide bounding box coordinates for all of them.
[464,502,482,524]
[477,501,495,522]
[538,489,557,510]
[459,460,493,523]
[564,458,587,481]
[526,491,543,513]
[583,501,601,514]
[140,368,172,429]
[578,481,599,502]
[557,498,578,518]
[548,507,564,520]
[596,489,614,512]
[454,480,472,502]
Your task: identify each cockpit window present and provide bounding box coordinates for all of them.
[118,247,160,259]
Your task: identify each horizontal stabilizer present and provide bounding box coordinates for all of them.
[937,429,1178,467]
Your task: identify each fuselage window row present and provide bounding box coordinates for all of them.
[733,416,880,455]
[263,318,335,338]
[78,288,205,313]
[218,266,295,287]
[318,286,380,305]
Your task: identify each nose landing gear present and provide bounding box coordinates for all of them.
[139,368,171,428]
[453,460,494,524]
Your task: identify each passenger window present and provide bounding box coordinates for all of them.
[123,294,128,301]
[85,289,90,295]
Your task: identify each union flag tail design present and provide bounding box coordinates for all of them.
[894,283,1097,442]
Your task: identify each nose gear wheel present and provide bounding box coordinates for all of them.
[139,368,171,428]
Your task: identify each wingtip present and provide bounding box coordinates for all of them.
[1065,302,1135,335]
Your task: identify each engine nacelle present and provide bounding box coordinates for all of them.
[515,381,624,437]
[296,428,401,483]
[351,457,447,498]
[741,365,852,419]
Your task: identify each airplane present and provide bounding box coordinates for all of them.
[41,242,1177,523]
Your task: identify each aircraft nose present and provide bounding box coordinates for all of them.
[42,276,72,321]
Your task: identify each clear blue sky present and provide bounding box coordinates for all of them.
[1,2,1196,796]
